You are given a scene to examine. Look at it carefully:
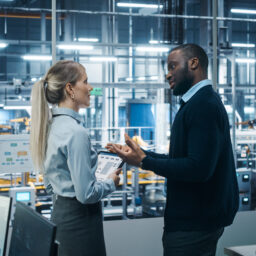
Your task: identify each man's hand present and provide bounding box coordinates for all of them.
[105,143,130,154]
[108,168,122,187]
[109,133,146,167]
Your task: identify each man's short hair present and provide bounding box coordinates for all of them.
[171,44,208,74]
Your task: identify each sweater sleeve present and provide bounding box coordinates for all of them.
[142,103,222,183]
[142,149,169,159]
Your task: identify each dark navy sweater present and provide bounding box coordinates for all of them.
[142,85,239,232]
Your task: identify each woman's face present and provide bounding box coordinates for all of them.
[72,69,93,110]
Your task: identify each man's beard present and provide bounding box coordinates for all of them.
[173,64,194,96]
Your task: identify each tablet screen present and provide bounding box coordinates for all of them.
[95,152,123,181]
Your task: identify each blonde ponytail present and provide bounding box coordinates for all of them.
[30,80,49,172]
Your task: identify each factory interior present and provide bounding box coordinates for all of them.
[1,0,256,255]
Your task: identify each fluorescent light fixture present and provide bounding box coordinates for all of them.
[117,3,163,8]
[224,105,232,113]
[244,107,254,114]
[57,44,93,50]
[136,46,169,53]
[4,106,31,110]
[0,103,4,107]
[0,43,8,48]
[126,77,133,81]
[138,77,146,81]
[31,78,37,82]
[149,40,170,44]
[78,38,99,42]
[150,76,158,80]
[231,9,256,15]
[22,55,52,61]
[218,88,224,94]
[89,56,117,62]
[232,43,255,48]
[236,58,256,64]
[79,108,86,115]
[149,40,159,44]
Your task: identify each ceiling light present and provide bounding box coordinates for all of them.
[149,40,170,44]
[3,106,31,110]
[78,38,99,42]
[138,77,146,81]
[232,43,255,48]
[57,44,93,50]
[117,3,163,9]
[231,9,256,15]
[31,78,37,82]
[224,105,232,113]
[126,77,133,81]
[236,58,256,64]
[244,107,254,114]
[150,76,158,80]
[136,47,169,53]
[89,56,117,62]
[22,55,52,61]
[0,43,8,48]
[149,40,159,44]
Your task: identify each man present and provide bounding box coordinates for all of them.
[107,44,239,256]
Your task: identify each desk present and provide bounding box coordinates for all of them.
[224,245,256,256]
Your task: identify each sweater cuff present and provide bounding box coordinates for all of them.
[141,155,153,171]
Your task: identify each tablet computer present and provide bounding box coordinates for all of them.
[95,151,124,181]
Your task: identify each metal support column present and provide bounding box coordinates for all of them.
[52,0,56,64]
[122,163,128,219]
[231,53,237,165]
[212,0,218,91]
[41,12,46,75]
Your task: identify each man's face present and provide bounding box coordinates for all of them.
[166,50,194,96]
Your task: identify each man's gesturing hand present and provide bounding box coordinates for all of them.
[111,133,146,167]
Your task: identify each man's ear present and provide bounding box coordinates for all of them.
[189,57,199,70]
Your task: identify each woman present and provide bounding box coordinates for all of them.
[30,60,120,256]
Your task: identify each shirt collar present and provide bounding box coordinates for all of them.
[52,107,83,124]
[181,79,212,103]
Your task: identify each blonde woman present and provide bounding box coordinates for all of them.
[30,60,120,256]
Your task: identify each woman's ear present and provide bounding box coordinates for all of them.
[65,82,73,97]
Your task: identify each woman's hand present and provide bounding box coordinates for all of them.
[108,168,122,187]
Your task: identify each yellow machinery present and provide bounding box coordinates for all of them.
[0,124,13,135]
[10,117,31,133]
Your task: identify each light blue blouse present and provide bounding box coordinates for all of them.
[43,107,115,204]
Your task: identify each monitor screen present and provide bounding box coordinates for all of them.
[16,191,31,202]
[0,195,12,256]
[9,202,57,256]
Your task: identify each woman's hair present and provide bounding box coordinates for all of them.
[30,60,85,171]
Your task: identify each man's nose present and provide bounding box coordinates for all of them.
[166,73,172,82]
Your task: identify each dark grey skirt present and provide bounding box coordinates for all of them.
[51,195,106,256]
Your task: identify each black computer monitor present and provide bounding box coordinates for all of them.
[9,202,57,256]
[0,195,12,256]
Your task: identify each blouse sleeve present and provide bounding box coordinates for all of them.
[67,129,116,204]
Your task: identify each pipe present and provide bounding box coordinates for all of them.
[1,7,256,23]
[0,13,65,19]
[52,0,56,65]
[212,0,217,91]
